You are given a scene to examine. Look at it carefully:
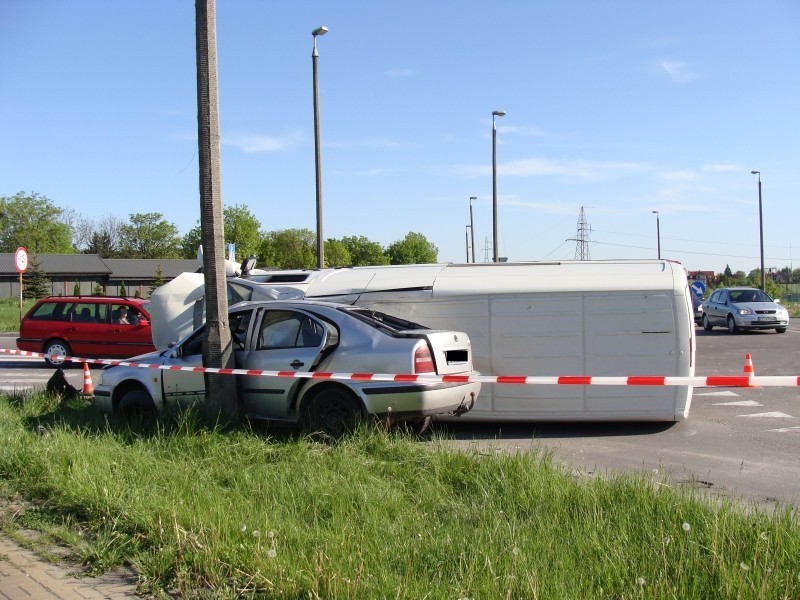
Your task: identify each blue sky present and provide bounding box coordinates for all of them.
[2,1,798,274]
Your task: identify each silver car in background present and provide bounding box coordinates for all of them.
[701,287,790,334]
[95,300,480,434]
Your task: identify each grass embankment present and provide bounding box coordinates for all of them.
[0,297,35,333]
[0,392,798,598]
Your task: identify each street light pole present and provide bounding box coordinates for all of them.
[465,226,471,262]
[469,196,477,263]
[751,170,765,291]
[651,210,661,259]
[312,26,328,269]
[491,110,505,262]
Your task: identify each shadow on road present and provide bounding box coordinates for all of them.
[433,419,678,441]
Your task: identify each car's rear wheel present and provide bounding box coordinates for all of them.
[43,339,70,368]
[727,316,739,334]
[702,314,713,331]
[303,387,364,437]
[776,327,787,334]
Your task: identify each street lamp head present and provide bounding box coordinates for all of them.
[470,196,477,201]
[750,170,760,175]
[652,210,659,215]
[312,26,329,37]
[492,110,506,117]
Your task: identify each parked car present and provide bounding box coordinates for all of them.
[95,300,480,434]
[691,294,704,325]
[701,287,790,334]
[17,296,155,367]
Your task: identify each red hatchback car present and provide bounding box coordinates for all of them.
[17,296,156,367]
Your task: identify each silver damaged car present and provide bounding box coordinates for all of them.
[95,300,480,433]
[701,287,789,334]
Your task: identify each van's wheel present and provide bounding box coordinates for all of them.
[776,327,787,334]
[303,388,364,437]
[43,340,70,368]
[727,316,739,334]
[117,389,157,418]
[702,314,713,331]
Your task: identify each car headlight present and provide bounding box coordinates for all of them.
[737,308,755,316]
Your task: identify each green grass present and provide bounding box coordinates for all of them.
[0,392,798,598]
[0,297,36,333]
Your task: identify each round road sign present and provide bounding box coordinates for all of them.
[14,247,28,273]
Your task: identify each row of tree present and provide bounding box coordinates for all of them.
[0,192,438,268]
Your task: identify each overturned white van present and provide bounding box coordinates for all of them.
[150,259,696,422]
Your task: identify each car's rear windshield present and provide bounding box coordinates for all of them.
[340,307,428,333]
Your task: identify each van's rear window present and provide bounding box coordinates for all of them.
[29,302,72,322]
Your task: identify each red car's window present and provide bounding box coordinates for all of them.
[29,302,73,322]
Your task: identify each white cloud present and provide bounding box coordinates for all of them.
[659,59,699,84]
[456,157,647,180]
[386,68,416,78]
[224,131,304,153]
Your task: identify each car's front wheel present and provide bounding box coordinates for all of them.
[117,388,157,418]
[43,339,70,368]
[776,327,787,334]
[303,387,364,437]
[702,314,713,331]
[727,315,739,334]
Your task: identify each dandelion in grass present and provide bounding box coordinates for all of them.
[682,522,691,533]
[637,576,646,586]
[740,562,749,571]
[760,532,768,541]
[252,530,260,538]
[267,548,277,559]
[268,530,275,540]
[512,546,520,556]
[240,524,247,533]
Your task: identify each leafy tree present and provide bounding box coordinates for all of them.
[340,235,389,266]
[0,192,74,254]
[93,283,105,296]
[181,224,203,259]
[119,281,128,297]
[119,213,182,259]
[82,215,124,257]
[324,239,352,267]
[73,281,80,296]
[183,205,263,262]
[384,232,438,265]
[22,256,51,299]
[148,264,166,297]
[258,229,316,269]
[224,204,262,261]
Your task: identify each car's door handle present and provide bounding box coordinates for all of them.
[290,360,304,369]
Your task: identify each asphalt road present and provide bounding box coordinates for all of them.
[2,325,798,510]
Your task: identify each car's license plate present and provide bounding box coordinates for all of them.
[757,317,774,322]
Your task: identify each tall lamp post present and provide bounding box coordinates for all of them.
[465,225,471,262]
[312,25,328,269]
[751,170,765,291]
[469,196,477,263]
[491,110,505,262]
[651,210,661,259]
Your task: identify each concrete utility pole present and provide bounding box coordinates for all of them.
[195,0,237,420]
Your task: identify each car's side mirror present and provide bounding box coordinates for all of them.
[138,318,149,326]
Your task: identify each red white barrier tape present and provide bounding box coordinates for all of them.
[2,349,799,387]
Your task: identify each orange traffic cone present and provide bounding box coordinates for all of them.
[742,353,755,377]
[82,362,94,396]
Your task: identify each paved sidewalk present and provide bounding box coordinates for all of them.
[0,534,143,599]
